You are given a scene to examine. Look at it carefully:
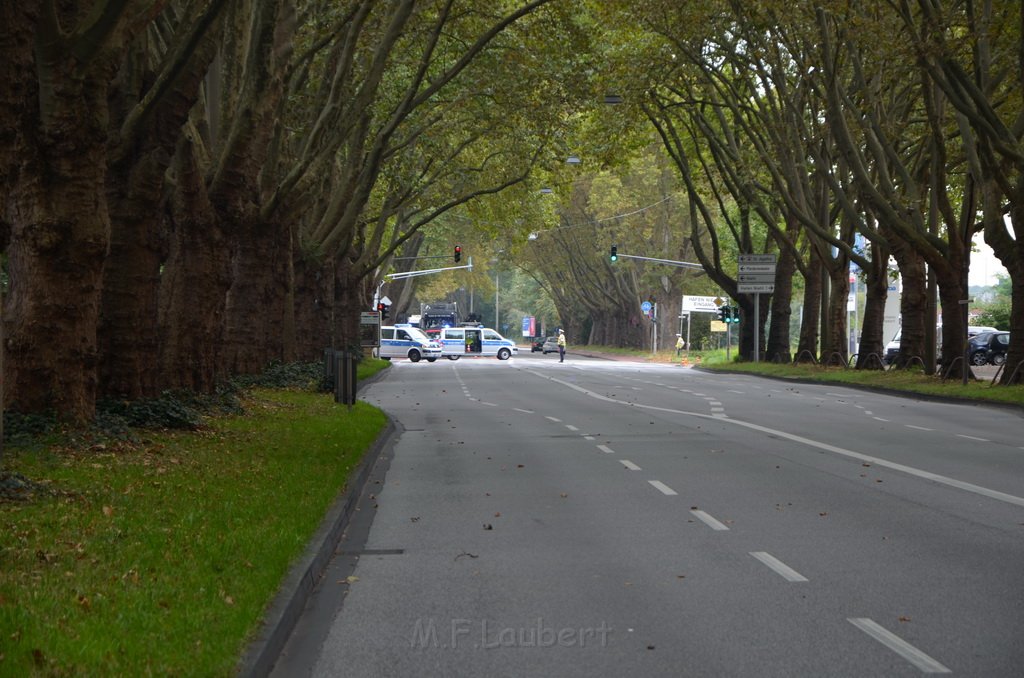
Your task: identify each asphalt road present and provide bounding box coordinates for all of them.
[270,351,1024,677]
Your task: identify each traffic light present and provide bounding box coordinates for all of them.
[377,301,390,320]
[718,305,728,322]
[727,305,739,323]
[454,244,462,263]
[610,245,618,262]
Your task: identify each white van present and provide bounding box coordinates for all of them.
[377,325,442,362]
[429,326,518,360]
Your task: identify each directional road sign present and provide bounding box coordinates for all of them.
[737,254,776,294]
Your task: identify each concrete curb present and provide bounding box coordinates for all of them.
[236,368,396,677]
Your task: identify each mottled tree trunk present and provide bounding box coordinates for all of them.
[222,219,292,375]
[855,241,890,369]
[5,66,113,420]
[157,140,232,392]
[292,255,332,360]
[796,248,822,363]
[822,264,849,365]
[886,227,928,368]
[766,245,796,363]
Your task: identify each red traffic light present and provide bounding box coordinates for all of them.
[454,245,462,263]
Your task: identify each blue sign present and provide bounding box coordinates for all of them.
[641,301,652,313]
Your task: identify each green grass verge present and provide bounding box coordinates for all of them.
[698,357,1024,407]
[578,345,1023,407]
[0,386,388,677]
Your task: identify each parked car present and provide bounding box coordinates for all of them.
[968,331,1010,366]
[541,337,560,354]
[884,325,998,364]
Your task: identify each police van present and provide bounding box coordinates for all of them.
[376,325,442,362]
[430,326,518,360]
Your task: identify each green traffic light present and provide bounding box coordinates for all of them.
[610,245,618,262]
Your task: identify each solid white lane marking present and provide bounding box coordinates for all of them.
[545,416,561,422]
[597,444,615,454]
[957,434,990,442]
[847,618,950,674]
[690,510,729,530]
[648,480,678,496]
[905,425,934,431]
[565,424,579,431]
[513,408,534,414]
[522,370,1024,508]
[620,460,641,471]
[749,552,808,582]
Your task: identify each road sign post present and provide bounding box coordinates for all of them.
[738,254,777,362]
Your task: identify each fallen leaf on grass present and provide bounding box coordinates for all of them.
[102,505,114,517]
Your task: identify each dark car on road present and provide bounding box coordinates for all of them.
[530,337,547,352]
[968,331,1010,366]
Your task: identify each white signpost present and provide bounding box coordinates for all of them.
[737,254,777,362]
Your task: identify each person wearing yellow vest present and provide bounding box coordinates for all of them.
[557,329,566,363]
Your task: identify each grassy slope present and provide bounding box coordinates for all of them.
[0,387,387,676]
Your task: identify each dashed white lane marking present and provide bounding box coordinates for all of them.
[957,434,990,442]
[620,460,641,471]
[905,425,934,431]
[847,618,950,674]
[514,407,534,414]
[648,480,678,496]
[749,552,808,582]
[597,445,615,454]
[690,510,729,531]
[545,416,561,422]
[873,417,890,422]
[727,390,745,394]
[708,401,722,407]
[468,397,479,402]
[583,435,596,441]
[864,410,873,415]
[565,424,579,431]
[522,369,1024,509]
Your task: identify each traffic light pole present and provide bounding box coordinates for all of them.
[614,253,705,270]
[373,259,474,309]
